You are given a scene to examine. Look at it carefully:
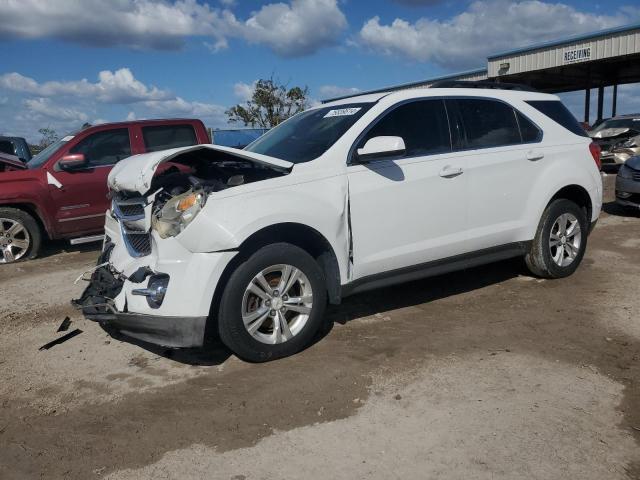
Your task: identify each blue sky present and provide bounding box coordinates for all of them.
[0,0,639,142]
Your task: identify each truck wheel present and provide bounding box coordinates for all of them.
[0,207,42,263]
[525,199,588,279]
[217,242,327,362]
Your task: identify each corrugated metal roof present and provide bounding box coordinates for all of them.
[487,22,640,59]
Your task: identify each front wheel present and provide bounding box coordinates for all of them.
[525,199,588,278]
[217,243,327,362]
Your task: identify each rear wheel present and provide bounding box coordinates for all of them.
[217,243,327,362]
[525,199,588,278]
[0,208,41,264]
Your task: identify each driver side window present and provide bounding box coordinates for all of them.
[359,99,451,158]
[69,129,131,167]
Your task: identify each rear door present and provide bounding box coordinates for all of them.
[450,98,544,250]
[347,98,468,279]
[47,127,132,235]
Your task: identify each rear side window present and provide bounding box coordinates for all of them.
[516,111,542,142]
[526,100,588,137]
[142,125,197,153]
[69,128,131,167]
[455,99,521,149]
[359,99,451,157]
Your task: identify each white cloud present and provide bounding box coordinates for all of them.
[239,0,347,57]
[318,85,361,99]
[358,0,640,69]
[23,98,89,123]
[0,0,347,57]
[0,68,171,103]
[233,81,256,102]
[0,67,232,142]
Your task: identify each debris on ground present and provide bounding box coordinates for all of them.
[56,316,71,332]
[38,329,83,351]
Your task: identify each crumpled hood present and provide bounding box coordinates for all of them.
[590,127,633,139]
[108,144,293,194]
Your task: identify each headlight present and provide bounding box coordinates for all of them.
[152,190,206,238]
[618,164,633,179]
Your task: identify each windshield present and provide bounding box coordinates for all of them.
[27,135,73,168]
[245,103,374,163]
[592,118,640,133]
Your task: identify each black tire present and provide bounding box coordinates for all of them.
[525,199,588,278]
[0,207,42,263]
[217,242,327,362]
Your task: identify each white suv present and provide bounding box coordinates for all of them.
[77,85,603,362]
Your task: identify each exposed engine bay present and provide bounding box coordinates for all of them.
[112,147,289,239]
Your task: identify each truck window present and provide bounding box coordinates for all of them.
[0,140,15,156]
[142,125,197,152]
[69,129,131,167]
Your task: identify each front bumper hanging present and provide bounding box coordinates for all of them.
[73,263,206,348]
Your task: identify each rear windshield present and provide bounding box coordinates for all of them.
[526,100,588,137]
[245,103,374,163]
[142,124,197,152]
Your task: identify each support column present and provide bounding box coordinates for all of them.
[584,88,590,123]
[612,84,618,117]
[597,85,604,122]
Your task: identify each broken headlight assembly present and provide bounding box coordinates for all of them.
[152,189,206,239]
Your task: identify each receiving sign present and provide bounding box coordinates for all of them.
[563,47,591,64]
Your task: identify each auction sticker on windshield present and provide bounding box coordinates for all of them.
[324,108,362,118]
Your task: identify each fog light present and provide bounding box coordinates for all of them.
[616,191,632,199]
[132,274,169,308]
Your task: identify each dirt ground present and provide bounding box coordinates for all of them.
[1,174,639,479]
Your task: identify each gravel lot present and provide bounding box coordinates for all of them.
[1,174,639,479]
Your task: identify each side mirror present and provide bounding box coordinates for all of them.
[356,136,406,162]
[59,153,88,172]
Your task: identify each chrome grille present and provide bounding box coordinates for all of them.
[632,171,640,182]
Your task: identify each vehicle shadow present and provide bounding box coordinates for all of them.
[105,257,524,367]
[602,200,640,218]
[318,257,525,340]
[102,325,232,366]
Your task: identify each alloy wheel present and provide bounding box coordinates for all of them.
[549,213,582,267]
[0,218,31,264]
[241,264,314,345]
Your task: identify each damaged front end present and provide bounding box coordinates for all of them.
[74,144,292,348]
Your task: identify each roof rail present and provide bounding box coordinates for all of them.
[430,80,538,92]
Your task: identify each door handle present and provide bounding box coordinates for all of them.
[439,165,464,178]
[526,151,544,161]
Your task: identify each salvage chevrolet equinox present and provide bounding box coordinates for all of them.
[77,85,603,362]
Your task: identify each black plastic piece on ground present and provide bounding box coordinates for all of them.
[39,329,83,351]
[57,316,71,332]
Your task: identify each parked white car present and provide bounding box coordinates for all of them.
[76,85,603,362]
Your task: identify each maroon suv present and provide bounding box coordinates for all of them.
[0,119,209,263]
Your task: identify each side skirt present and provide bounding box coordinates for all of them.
[341,241,532,298]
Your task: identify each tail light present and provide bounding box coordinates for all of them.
[589,142,602,170]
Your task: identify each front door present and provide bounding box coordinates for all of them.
[48,127,132,235]
[347,99,468,279]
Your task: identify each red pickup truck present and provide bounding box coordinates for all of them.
[0,119,209,263]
